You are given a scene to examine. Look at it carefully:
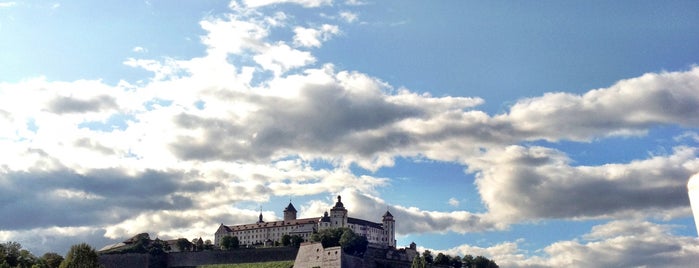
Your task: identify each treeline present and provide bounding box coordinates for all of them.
[411,250,498,268]
[0,241,100,268]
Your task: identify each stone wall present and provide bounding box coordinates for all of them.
[168,247,298,267]
[98,247,298,268]
[99,253,166,268]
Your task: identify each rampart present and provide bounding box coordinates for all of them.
[98,247,298,268]
[168,247,298,267]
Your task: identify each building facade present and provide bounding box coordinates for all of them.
[215,196,396,248]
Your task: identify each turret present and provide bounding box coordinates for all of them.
[382,210,396,247]
[284,202,297,221]
[318,211,331,230]
[330,195,348,227]
[257,212,264,224]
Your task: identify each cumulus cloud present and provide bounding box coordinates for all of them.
[344,0,365,6]
[433,220,699,268]
[500,68,699,141]
[293,24,340,48]
[471,146,699,223]
[448,198,460,207]
[0,1,16,8]
[339,11,358,23]
[2,1,699,264]
[242,0,332,8]
[299,189,501,234]
[132,46,147,53]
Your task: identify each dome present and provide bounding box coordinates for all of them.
[334,195,344,208]
[319,211,331,222]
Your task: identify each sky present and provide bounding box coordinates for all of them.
[1,0,699,266]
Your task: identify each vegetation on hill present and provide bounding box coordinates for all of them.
[310,227,368,256]
[412,250,498,268]
[99,233,173,255]
[220,236,240,250]
[0,241,64,268]
[59,243,100,268]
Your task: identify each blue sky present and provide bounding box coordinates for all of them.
[2,0,699,266]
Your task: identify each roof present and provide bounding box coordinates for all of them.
[284,202,297,212]
[348,217,383,229]
[319,211,331,222]
[225,217,321,231]
[383,210,393,218]
[98,242,126,252]
[331,195,347,211]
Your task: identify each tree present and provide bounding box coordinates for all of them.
[411,253,425,268]
[41,253,64,268]
[176,238,192,252]
[220,236,239,250]
[194,238,204,252]
[310,228,345,248]
[434,252,450,265]
[289,235,304,247]
[18,249,37,268]
[1,241,22,267]
[422,250,433,264]
[473,255,498,268]
[463,255,474,268]
[59,243,100,268]
[148,239,166,255]
[451,255,463,268]
[204,240,214,251]
[338,229,368,256]
[280,234,291,247]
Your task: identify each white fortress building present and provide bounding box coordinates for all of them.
[215,196,396,248]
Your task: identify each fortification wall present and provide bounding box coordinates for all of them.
[98,247,298,268]
[99,253,165,268]
[168,247,298,267]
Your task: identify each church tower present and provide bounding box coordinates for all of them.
[330,195,348,227]
[284,202,297,221]
[382,210,396,247]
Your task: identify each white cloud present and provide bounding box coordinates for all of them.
[339,11,358,23]
[302,189,502,234]
[132,46,147,53]
[470,145,698,223]
[432,221,699,268]
[253,42,316,75]
[344,0,365,6]
[2,2,699,264]
[0,1,16,8]
[448,197,460,207]
[293,24,340,48]
[500,67,699,142]
[242,0,332,8]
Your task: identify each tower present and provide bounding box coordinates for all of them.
[382,210,396,247]
[330,195,348,227]
[284,202,297,221]
[318,211,331,230]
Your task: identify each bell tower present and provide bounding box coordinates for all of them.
[382,210,396,247]
[330,195,348,227]
[284,202,297,221]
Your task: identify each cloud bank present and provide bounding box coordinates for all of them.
[1,1,698,265]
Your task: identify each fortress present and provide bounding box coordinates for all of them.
[214,196,396,248]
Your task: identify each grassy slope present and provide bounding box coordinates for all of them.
[197,260,294,268]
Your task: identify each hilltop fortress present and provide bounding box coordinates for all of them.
[215,196,396,248]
